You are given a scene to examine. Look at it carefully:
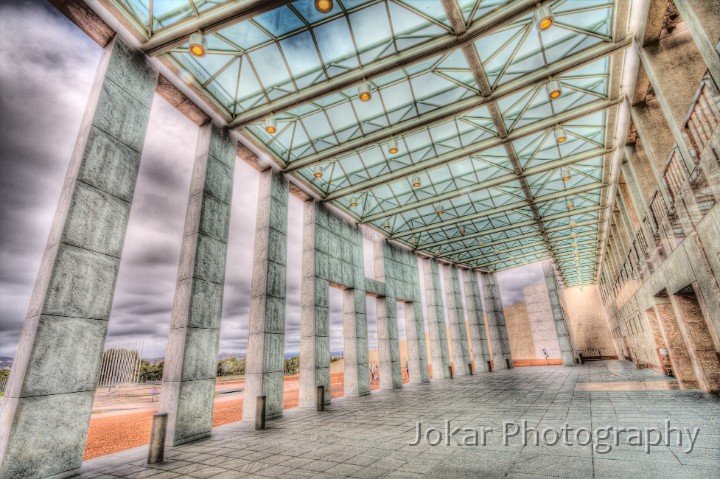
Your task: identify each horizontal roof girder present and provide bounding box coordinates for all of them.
[551,238,598,252]
[142,1,294,55]
[282,40,629,171]
[438,226,601,258]
[417,209,602,249]
[388,183,605,236]
[554,252,598,263]
[472,248,552,268]
[228,0,551,128]
[336,147,612,217]
[453,240,547,263]
[322,99,620,199]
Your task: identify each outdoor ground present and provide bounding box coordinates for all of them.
[77,361,719,478]
[85,372,398,459]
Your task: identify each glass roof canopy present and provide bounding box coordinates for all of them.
[110,0,622,286]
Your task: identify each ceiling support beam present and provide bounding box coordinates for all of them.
[141,0,294,55]
[436,225,601,259]
[352,147,611,219]
[467,238,597,266]
[453,240,547,263]
[228,0,554,127]
[280,39,629,170]
[388,183,605,236]
[322,98,619,199]
[472,249,552,268]
[414,207,602,249]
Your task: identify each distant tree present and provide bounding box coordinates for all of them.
[217,357,245,376]
[284,356,300,376]
[0,369,9,391]
[140,360,164,382]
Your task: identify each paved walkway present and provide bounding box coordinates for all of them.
[77,361,719,478]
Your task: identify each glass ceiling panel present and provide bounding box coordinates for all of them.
[108,0,619,282]
[472,0,613,89]
[165,0,455,117]
[245,49,478,163]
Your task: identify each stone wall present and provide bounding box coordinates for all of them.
[503,302,536,359]
[523,284,561,359]
[562,286,616,355]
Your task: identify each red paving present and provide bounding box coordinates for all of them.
[83,372,398,460]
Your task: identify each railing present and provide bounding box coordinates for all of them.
[601,71,720,308]
[684,72,720,155]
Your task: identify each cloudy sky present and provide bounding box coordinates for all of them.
[0,1,543,360]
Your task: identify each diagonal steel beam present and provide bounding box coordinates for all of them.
[490,253,553,271]
[387,183,605,235]
[352,147,611,218]
[436,224,601,258]
[471,248,552,268]
[440,0,467,35]
[142,0,294,55]
[451,239,548,262]
[323,98,620,199]
[470,238,597,266]
[281,39,629,171]
[416,207,602,249]
[228,0,551,128]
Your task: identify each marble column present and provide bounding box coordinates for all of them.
[376,296,403,389]
[299,202,330,406]
[159,123,236,446]
[479,272,513,369]
[443,265,471,375]
[461,269,491,372]
[422,258,451,378]
[404,301,431,383]
[343,288,370,396]
[0,37,157,478]
[542,261,576,366]
[243,169,288,421]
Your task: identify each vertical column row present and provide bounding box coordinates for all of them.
[443,265,471,376]
[480,272,513,370]
[244,169,289,421]
[159,123,236,446]
[541,261,576,366]
[461,269,491,372]
[422,258,451,378]
[0,37,158,479]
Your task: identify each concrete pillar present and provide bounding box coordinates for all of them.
[0,37,157,479]
[159,123,236,446]
[404,301,430,383]
[300,202,330,406]
[443,265,471,376]
[653,302,700,389]
[461,269,491,372]
[243,169,289,422]
[669,286,720,393]
[422,258,451,378]
[373,241,402,388]
[376,296,403,388]
[673,0,720,89]
[479,272,513,369]
[542,261,576,366]
[343,288,370,396]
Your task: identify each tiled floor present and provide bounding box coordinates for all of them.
[78,361,719,478]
